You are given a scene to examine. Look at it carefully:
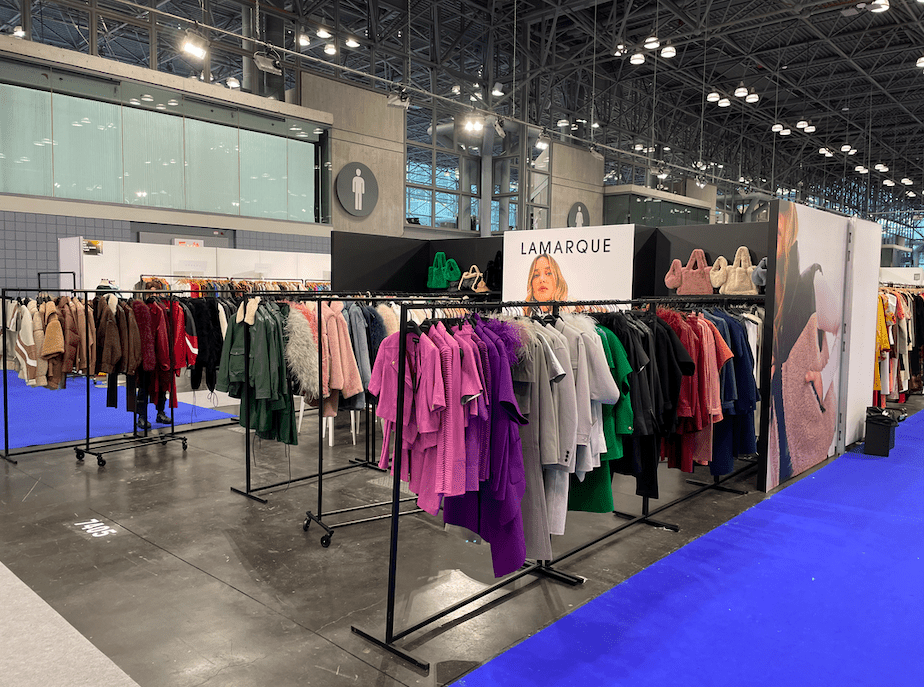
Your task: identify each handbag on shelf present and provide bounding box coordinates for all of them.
[458,265,484,291]
[485,250,503,291]
[664,249,714,295]
[751,257,769,289]
[711,246,759,295]
[427,252,462,289]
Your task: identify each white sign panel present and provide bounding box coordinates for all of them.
[502,225,635,307]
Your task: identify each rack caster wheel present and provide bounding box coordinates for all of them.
[75,450,84,461]
[303,518,310,532]
[320,534,332,548]
[161,440,167,446]
[182,440,188,451]
[97,457,106,467]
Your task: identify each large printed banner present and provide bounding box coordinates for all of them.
[766,202,849,490]
[502,225,635,307]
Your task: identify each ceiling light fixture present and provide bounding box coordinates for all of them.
[869,0,890,12]
[855,165,868,173]
[12,25,25,38]
[780,128,792,136]
[707,90,721,103]
[491,82,504,97]
[386,90,410,109]
[804,123,816,133]
[883,179,895,186]
[902,178,914,185]
[908,191,917,198]
[824,149,834,157]
[451,84,461,95]
[661,43,676,58]
[298,32,310,48]
[917,56,924,68]
[634,142,645,151]
[644,36,660,50]
[324,43,337,55]
[181,30,207,60]
[796,120,808,129]
[589,145,605,161]
[745,88,759,103]
[345,37,360,48]
[630,52,645,65]
[316,27,332,39]
[848,148,858,155]
[734,82,748,98]
[841,143,852,152]
[656,168,669,180]
[536,131,551,150]
[226,77,240,89]
[718,97,731,107]
[614,42,627,56]
[557,118,570,127]
[591,121,600,129]
[772,123,784,132]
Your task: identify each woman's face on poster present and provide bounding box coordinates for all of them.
[531,256,555,301]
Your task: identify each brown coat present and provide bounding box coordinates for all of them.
[28,301,48,387]
[69,298,93,375]
[40,301,65,390]
[57,296,80,379]
[93,296,122,375]
[118,302,142,376]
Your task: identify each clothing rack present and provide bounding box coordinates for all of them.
[2,286,235,465]
[229,291,388,508]
[350,296,767,671]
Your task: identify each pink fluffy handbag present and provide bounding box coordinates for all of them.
[664,249,714,295]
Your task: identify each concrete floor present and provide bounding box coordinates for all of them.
[2,394,905,687]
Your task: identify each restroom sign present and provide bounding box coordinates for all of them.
[336,162,379,217]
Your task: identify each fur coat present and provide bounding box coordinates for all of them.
[40,301,65,390]
[376,304,399,337]
[284,304,320,400]
[56,296,80,380]
[28,301,47,387]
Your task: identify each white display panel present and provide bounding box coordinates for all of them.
[297,252,332,281]
[120,242,174,289]
[502,224,635,305]
[843,218,883,446]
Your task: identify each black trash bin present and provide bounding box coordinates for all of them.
[864,407,898,456]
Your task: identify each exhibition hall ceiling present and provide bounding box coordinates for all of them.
[0,0,921,228]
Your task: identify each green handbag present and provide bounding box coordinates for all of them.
[427,252,462,289]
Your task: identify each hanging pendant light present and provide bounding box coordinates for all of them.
[717,97,731,107]
[796,120,808,129]
[644,36,660,50]
[780,128,791,135]
[841,143,852,152]
[745,88,759,103]
[661,43,676,58]
[869,0,890,12]
[707,90,721,103]
[771,123,784,132]
[630,52,646,65]
[734,82,748,98]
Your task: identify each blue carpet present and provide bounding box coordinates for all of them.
[2,371,235,449]
[454,413,924,686]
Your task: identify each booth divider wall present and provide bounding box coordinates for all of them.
[330,231,502,292]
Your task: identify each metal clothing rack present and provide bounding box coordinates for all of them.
[1,285,236,465]
[350,296,768,671]
[228,290,390,507]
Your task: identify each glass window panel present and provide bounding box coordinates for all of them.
[407,106,433,145]
[52,93,123,203]
[434,112,458,150]
[493,157,519,195]
[434,192,458,228]
[406,145,432,185]
[529,170,549,206]
[240,129,287,220]
[527,206,549,230]
[406,186,432,226]
[122,106,184,208]
[462,157,479,195]
[184,118,240,214]
[122,82,182,115]
[288,138,317,222]
[435,151,460,190]
[492,199,517,232]
[33,4,90,54]
[465,196,480,232]
[0,84,53,196]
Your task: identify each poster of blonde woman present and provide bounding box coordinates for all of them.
[502,225,635,308]
[766,201,848,490]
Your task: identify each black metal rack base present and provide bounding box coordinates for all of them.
[613,494,680,532]
[75,433,188,467]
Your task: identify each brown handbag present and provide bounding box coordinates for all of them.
[781,312,837,475]
[664,249,714,295]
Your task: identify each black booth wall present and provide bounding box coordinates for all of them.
[331,231,502,292]
[633,223,772,298]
